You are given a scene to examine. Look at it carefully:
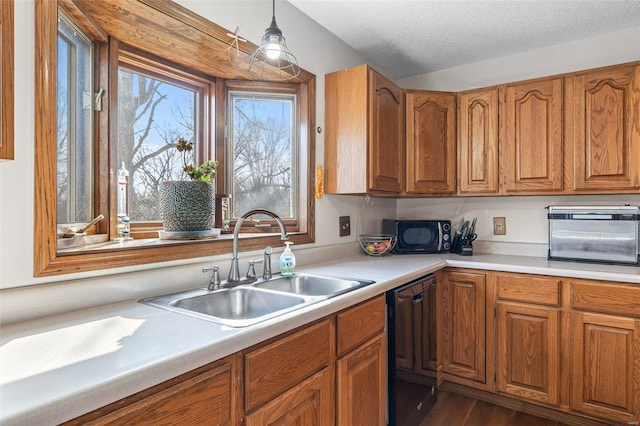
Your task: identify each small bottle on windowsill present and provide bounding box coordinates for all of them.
[114,162,133,242]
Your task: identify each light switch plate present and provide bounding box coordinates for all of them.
[339,216,351,237]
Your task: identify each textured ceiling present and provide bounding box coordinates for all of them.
[288,0,640,79]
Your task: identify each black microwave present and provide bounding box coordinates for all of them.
[383,219,451,254]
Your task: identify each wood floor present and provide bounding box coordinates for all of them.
[419,391,569,426]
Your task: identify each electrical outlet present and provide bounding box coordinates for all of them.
[339,216,351,237]
[493,217,506,235]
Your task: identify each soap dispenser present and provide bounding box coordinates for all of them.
[279,242,296,276]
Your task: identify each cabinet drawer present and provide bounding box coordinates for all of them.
[571,280,640,317]
[497,273,560,306]
[244,319,332,411]
[337,296,386,357]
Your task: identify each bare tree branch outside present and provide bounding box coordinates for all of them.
[230,92,297,220]
[117,68,196,222]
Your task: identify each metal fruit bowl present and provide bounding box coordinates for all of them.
[358,234,396,256]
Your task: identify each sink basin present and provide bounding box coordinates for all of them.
[141,287,312,328]
[140,272,375,328]
[175,287,305,320]
[253,273,374,297]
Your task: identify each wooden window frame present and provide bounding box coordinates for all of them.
[224,79,309,233]
[34,0,315,277]
[0,0,14,160]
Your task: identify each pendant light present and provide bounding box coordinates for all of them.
[248,0,300,80]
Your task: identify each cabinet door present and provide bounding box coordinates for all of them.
[497,302,559,405]
[457,88,499,195]
[65,356,240,426]
[324,64,368,194]
[405,91,456,194]
[337,334,387,426]
[571,312,640,424]
[501,77,564,193]
[441,271,486,385]
[245,368,334,426]
[569,63,640,192]
[369,68,403,193]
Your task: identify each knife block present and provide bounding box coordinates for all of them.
[451,235,473,256]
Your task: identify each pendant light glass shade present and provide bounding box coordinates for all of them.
[248,0,300,80]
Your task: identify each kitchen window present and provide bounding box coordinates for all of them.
[116,51,213,231]
[57,12,94,225]
[35,1,315,276]
[227,82,305,231]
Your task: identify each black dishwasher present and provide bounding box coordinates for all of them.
[386,274,438,425]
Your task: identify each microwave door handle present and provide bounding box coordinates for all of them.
[437,223,443,251]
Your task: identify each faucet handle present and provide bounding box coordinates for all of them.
[246,259,263,279]
[202,265,221,290]
[263,246,273,280]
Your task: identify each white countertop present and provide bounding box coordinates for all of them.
[1,254,638,425]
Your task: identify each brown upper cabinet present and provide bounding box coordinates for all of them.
[405,90,457,195]
[456,63,639,196]
[458,76,565,196]
[457,88,500,195]
[324,61,639,197]
[325,64,404,195]
[501,77,565,194]
[566,63,640,193]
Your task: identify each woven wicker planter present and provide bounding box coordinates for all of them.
[160,181,215,232]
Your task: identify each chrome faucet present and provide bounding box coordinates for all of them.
[228,209,288,283]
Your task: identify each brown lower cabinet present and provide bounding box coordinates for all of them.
[495,273,561,406]
[569,279,640,424]
[66,296,386,426]
[441,269,492,390]
[245,367,334,426]
[64,270,640,426]
[335,296,387,425]
[336,333,387,425]
[63,354,242,425]
[441,269,640,425]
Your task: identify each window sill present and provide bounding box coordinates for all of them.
[57,231,302,254]
[44,231,313,277]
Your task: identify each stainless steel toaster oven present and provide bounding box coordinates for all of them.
[547,205,639,265]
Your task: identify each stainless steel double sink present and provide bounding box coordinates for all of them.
[140,273,375,328]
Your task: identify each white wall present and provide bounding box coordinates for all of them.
[397,26,640,256]
[398,27,640,91]
[399,195,640,257]
[0,0,396,324]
